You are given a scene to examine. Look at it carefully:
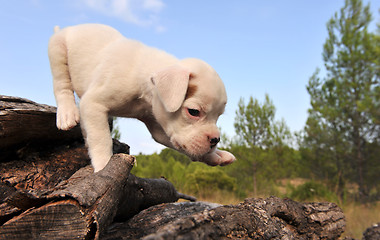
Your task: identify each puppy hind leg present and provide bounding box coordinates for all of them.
[48,33,80,130]
[80,98,113,172]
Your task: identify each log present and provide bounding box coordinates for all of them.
[0,138,129,192]
[363,223,380,240]
[115,174,196,222]
[0,95,82,161]
[0,153,192,239]
[0,136,191,239]
[0,154,135,239]
[103,196,346,240]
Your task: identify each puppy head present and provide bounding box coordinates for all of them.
[151,58,227,159]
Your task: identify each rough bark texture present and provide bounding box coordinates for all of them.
[362,223,380,240]
[0,153,136,239]
[0,148,191,239]
[103,197,346,240]
[2,95,374,240]
[0,95,83,160]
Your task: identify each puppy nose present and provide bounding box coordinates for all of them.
[210,137,220,148]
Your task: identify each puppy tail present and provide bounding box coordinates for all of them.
[54,25,60,33]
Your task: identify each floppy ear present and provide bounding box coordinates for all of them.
[152,65,190,112]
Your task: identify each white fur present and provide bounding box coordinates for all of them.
[48,24,236,172]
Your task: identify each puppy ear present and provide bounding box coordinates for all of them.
[152,65,190,112]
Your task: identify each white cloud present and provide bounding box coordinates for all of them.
[155,25,166,33]
[82,0,165,30]
[142,0,164,13]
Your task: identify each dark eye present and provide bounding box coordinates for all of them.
[187,108,200,117]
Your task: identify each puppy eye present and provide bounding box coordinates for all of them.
[187,108,200,117]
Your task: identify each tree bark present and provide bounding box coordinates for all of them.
[0,95,83,158]
[0,153,135,239]
[0,152,193,240]
[363,223,380,240]
[103,196,346,240]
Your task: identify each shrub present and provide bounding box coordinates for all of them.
[288,181,339,202]
[184,164,237,196]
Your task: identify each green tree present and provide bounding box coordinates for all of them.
[234,94,275,148]
[234,94,292,196]
[111,117,121,140]
[303,0,379,200]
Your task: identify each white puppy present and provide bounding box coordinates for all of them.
[48,24,236,172]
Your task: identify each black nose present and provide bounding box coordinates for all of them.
[210,137,220,147]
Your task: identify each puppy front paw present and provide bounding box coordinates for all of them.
[56,103,80,130]
[216,150,236,166]
[200,149,236,166]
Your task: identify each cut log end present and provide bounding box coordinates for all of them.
[0,153,136,239]
[1,199,89,240]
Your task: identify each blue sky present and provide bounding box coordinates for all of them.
[1,0,379,154]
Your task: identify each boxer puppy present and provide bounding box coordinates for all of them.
[48,24,235,172]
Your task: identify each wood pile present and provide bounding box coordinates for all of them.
[0,95,353,239]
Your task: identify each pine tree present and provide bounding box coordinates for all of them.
[304,0,379,200]
[234,94,292,195]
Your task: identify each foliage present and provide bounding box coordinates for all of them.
[288,181,339,203]
[234,94,275,148]
[132,146,301,199]
[111,117,121,140]
[184,164,236,196]
[233,94,294,195]
[302,0,380,201]
[132,149,237,196]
